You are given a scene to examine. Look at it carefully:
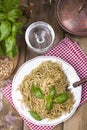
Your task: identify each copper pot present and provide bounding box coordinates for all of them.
[55,0,87,36]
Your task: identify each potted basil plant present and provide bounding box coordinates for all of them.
[0,0,23,59]
[0,0,23,80]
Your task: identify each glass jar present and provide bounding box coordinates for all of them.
[25,21,55,54]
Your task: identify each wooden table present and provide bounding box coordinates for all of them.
[0,0,87,130]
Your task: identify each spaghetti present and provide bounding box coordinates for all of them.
[19,61,74,120]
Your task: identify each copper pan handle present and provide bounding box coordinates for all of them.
[73,78,87,87]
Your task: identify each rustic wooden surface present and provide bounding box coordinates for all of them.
[0,0,87,130]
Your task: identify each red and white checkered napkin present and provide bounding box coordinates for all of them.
[45,37,87,106]
[2,37,87,130]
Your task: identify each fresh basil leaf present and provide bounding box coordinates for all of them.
[0,13,6,20]
[0,24,1,34]
[8,9,21,20]
[0,44,5,56]
[45,87,55,111]
[54,93,68,104]
[16,22,23,35]
[46,101,53,111]
[31,85,44,99]
[12,44,18,57]
[0,21,11,41]
[5,36,16,51]
[29,111,42,121]
[0,0,19,13]
[12,22,23,36]
[48,87,55,98]
[5,35,18,59]
[7,17,16,23]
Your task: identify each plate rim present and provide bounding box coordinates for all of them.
[12,56,82,126]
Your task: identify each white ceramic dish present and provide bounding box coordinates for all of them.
[12,56,82,126]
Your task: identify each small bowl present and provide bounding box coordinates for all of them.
[25,21,55,54]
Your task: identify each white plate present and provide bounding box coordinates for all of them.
[12,56,82,126]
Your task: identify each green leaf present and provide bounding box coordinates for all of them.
[46,100,53,111]
[31,85,44,99]
[7,9,21,21]
[16,22,23,35]
[7,17,16,23]
[0,21,11,41]
[0,0,19,13]
[0,44,6,56]
[29,111,42,121]
[0,0,22,59]
[0,13,6,21]
[12,22,23,36]
[13,44,18,56]
[46,87,55,102]
[5,35,16,51]
[48,86,55,98]
[45,87,55,111]
[5,35,18,59]
[54,93,68,104]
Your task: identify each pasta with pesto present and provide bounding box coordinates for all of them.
[19,61,74,120]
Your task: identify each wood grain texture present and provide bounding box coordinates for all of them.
[23,123,31,130]
[0,0,87,130]
[64,102,87,130]
[65,34,87,130]
[65,33,87,54]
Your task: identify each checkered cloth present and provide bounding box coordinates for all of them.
[2,38,87,130]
